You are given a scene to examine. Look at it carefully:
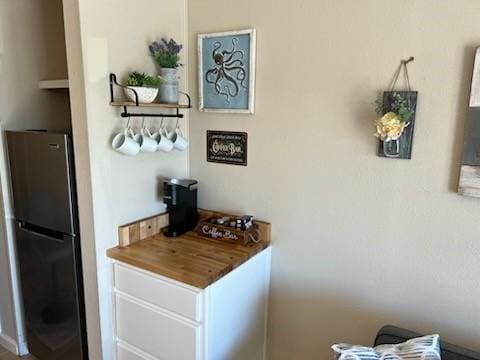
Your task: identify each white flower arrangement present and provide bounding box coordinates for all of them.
[374,92,413,141]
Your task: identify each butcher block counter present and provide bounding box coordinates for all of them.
[106,229,270,289]
[107,210,272,360]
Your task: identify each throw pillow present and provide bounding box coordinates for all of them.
[331,334,441,360]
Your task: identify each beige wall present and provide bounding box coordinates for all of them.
[0,0,69,132]
[0,0,69,350]
[63,1,102,358]
[66,0,188,358]
[188,1,480,358]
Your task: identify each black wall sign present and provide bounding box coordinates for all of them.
[207,131,248,166]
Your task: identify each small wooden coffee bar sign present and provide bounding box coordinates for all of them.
[207,131,247,166]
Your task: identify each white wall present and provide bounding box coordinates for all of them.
[187,1,480,358]
[64,0,188,358]
[63,1,102,358]
[0,0,69,353]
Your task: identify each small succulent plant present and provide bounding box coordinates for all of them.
[126,72,161,87]
[149,38,183,68]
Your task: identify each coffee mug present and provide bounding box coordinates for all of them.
[156,127,174,152]
[112,127,140,155]
[134,127,157,153]
[169,127,188,151]
[151,122,162,145]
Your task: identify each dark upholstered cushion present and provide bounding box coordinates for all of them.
[375,325,480,360]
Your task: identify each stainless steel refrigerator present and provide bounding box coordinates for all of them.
[6,130,88,360]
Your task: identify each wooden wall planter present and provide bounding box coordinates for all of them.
[377,91,418,159]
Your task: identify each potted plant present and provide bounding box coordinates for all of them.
[125,71,162,104]
[149,38,183,103]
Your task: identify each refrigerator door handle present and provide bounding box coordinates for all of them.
[17,222,65,243]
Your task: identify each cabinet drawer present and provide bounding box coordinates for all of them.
[117,342,155,360]
[114,262,201,321]
[116,294,200,360]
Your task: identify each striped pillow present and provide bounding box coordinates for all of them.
[332,334,441,360]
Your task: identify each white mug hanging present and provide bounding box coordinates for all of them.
[169,119,188,151]
[134,117,158,153]
[112,118,140,155]
[155,117,174,152]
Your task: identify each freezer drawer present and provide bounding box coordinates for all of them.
[15,223,85,360]
[6,131,76,234]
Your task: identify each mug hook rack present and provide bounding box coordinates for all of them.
[109,73,191,119]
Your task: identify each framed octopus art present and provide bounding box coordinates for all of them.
[198,29,256,114]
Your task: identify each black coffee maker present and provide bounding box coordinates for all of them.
[163,179,198,237]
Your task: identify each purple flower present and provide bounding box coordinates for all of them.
[149,38,183,67]
[150,38,182,55]
[158,38,182,55]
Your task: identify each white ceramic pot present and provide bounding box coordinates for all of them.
[124,86,159,104]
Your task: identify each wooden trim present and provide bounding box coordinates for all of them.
[110,101,190,109]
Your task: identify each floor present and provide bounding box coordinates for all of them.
[0,344,36,359]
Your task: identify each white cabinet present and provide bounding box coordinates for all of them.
[112,247,271,360]
[114,264,202,321]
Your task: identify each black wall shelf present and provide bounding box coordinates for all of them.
[109,73,191,118]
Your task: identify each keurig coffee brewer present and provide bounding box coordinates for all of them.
[163,179,198,237]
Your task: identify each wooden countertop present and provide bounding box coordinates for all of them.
[107,230,270,289]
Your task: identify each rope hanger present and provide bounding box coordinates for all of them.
[388,56,414,91]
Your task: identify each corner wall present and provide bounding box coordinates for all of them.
[187,1,480,358]
[65,0,189,358]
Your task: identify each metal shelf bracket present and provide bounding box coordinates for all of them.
[109,73,191,118]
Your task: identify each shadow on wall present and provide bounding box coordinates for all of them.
[449,44,480,192]
[266,287,479,360]
[351,83,380,155]
[38,0,68,79]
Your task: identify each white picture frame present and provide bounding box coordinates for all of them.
[198,29,256,114]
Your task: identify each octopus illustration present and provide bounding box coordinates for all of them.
[205,38,248,103]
